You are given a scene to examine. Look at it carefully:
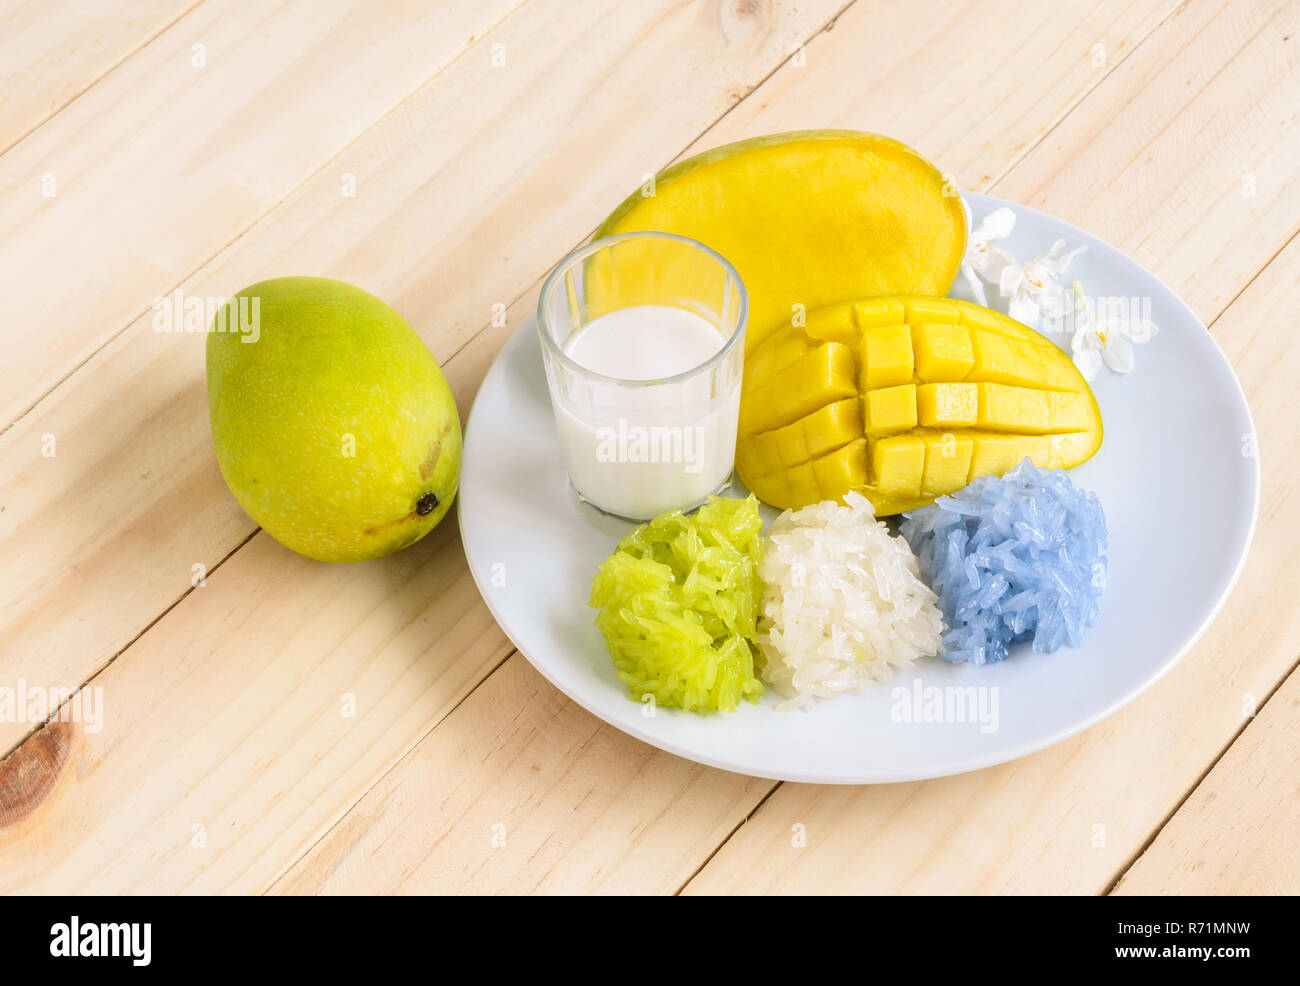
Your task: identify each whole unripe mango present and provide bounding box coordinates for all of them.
[206,276,461,563]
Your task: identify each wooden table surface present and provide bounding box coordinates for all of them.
[1,0,1296,896]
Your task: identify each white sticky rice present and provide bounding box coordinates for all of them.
[756,492,943,708]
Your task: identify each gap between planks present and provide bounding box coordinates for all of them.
[0,0,207,158]
[976,0,1191,193]
[1101,648,1300,895]
[0,525,258,762]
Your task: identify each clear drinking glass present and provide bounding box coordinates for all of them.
[537,231,747,521]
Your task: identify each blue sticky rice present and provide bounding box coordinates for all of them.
[899,458,1107,665]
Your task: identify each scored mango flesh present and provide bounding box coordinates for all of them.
[736,297,1103,515]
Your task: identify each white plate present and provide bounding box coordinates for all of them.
[458,193,1259,783]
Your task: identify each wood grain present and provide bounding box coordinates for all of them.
[270,656,772,896]
[994,0,1300,319]
[0,0,198,155]
[1108,227,1300,896]
[0,0,526,429]
[1,0,1292,896]
[683,0,1300,895]
[685,0,1184,188]
[0,519,513,892]
[1112,662,1300,896]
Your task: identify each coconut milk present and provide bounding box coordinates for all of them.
[554,304,741,519]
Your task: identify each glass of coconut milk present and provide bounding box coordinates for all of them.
[538,231,747,521]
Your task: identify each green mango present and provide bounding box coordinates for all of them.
[206,276,461,563]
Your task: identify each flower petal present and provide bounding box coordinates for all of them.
[1070,321,1094,353]
[958,265,989,306]
[1039,243,1086,275]
[998,264,1024,298]
[1038,283,1072,319]
[1102,332,1135,373]
[1008,295,1041,326]
[1072,344,1103,381]
[1122,318,1159,344]
[971,207,1017,243]
[971,244,1016,282]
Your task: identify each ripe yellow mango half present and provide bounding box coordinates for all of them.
[736,297,1103,514]
[594,131,967,353]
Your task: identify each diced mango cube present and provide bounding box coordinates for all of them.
[1042,431,1099,469]
[786,465,822,508]
[968,432,1040,479]
[862,384,918,435]
[956,302,1006,335]
[1047,391,1091,431]
[903,298,959,325]
[912,323,974,381]
[734,439,770,481]
[917,382,978,427]
[784,397,861,463]
[752,458,819,508]
[970,329,1078,389]
[811,439,867,500]
[853,299,906,329]
[804,304,858,343]
[860,325,914,390]
[920,431,974,495]
[745,468,790,507]
[870,435,926,495]
[976,383,1090,433]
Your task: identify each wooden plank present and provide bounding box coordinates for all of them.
[0,0,847,892]
[0,0,199,155]
[1111,663,1300,896]
[0,0,527,430]
[682,223,1300,894]
[0,0,847,757]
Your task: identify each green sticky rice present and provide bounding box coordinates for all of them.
[590,496,765,714]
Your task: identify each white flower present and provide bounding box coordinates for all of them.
[958,207,1018,306]
[1069,281,1158,380]
[996,238,1086,326]
[957,206,1085,326]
